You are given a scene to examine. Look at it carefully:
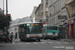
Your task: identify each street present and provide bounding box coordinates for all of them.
[0,39,75,50]
[0,0,75,50]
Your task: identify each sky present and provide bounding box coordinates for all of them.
[0,0,41,20]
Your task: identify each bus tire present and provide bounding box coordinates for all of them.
[20,39,23,41]
[50,38,52,40]
[4,39,8,43]
[38,39,40,42]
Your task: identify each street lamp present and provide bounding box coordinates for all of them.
[5,0,8,34]
[3,0,4,14]
[3,0,8,15]
[6,0,8,16]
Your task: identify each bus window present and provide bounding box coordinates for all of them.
[30,24,42,33]
[47,26,57,30]
[24,26,30,34]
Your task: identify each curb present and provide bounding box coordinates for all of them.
[61,39,75,42]
[13,39,20,41]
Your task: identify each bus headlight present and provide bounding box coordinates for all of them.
[26,35,30,37]
[47,33,53,35]
[56,34,59,36]
[38,34,42,37]
[55,34,58,36]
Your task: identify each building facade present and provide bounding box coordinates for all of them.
[8,19,21,39]
[41,0,48,22]
[35,0,48,22]
[48,0,69,25]
[65,0,75,39]
[31,6,37,22]
[66,0,75,18]
[35,4,43,22]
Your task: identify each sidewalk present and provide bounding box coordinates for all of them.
[13,39,20,42]
[61,39,75,42]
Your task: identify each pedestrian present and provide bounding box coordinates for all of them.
[5,32,10,42]
[10,32,13,43]
[58,32,60,40]
[15,33,17,39]
[64,28,68,39]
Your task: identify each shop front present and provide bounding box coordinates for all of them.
[66,18,75,39]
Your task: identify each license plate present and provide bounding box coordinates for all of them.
[33,38,36,39]
[48,34,52,35]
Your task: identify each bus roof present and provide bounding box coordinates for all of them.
[18,22,41,25]
[45,25,60,27]
[10,22,41,26]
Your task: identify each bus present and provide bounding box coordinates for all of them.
[42,25,60,39]
[19,22,43,41]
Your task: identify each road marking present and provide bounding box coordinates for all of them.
[25,43,31,44]
[53,46,65,49]
[72,43,75,44]
[40,42,46,44]
[56,42,61,44]
[63,42,70,44]
[65,46,74,49]
[48,42,53,44]
[53,46,74,49]
[33,42,38,44]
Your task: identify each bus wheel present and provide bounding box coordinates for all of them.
[20,39,23,41]
[38,39,40,42]
[50,38,53,40]
[4,39,8,43]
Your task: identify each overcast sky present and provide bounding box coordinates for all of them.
[0,0,41,20]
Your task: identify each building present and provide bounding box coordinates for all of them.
[19,17,31,23]
[48,0,69,25]
[35,0,48,23]
[65,0,75,39]
[66,0,75,18]
[35,4,43,22]
[41,0,48,22]
[8,19,21,39]
[31,6,37,22]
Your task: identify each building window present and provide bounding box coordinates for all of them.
[72,3,75,17]
[46,0,48,4]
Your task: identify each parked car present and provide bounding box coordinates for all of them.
[0,29,8,42]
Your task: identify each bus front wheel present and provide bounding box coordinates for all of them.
[38,39,40,42]
[20,39,24,41]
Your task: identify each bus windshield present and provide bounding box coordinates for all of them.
[23,23,43,34]
[29,23,42,34]
[47,26,57,30]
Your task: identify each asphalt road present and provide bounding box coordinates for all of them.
[0,39,75,50]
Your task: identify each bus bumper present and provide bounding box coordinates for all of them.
[44,35,58,39]
[25,37,42,40]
